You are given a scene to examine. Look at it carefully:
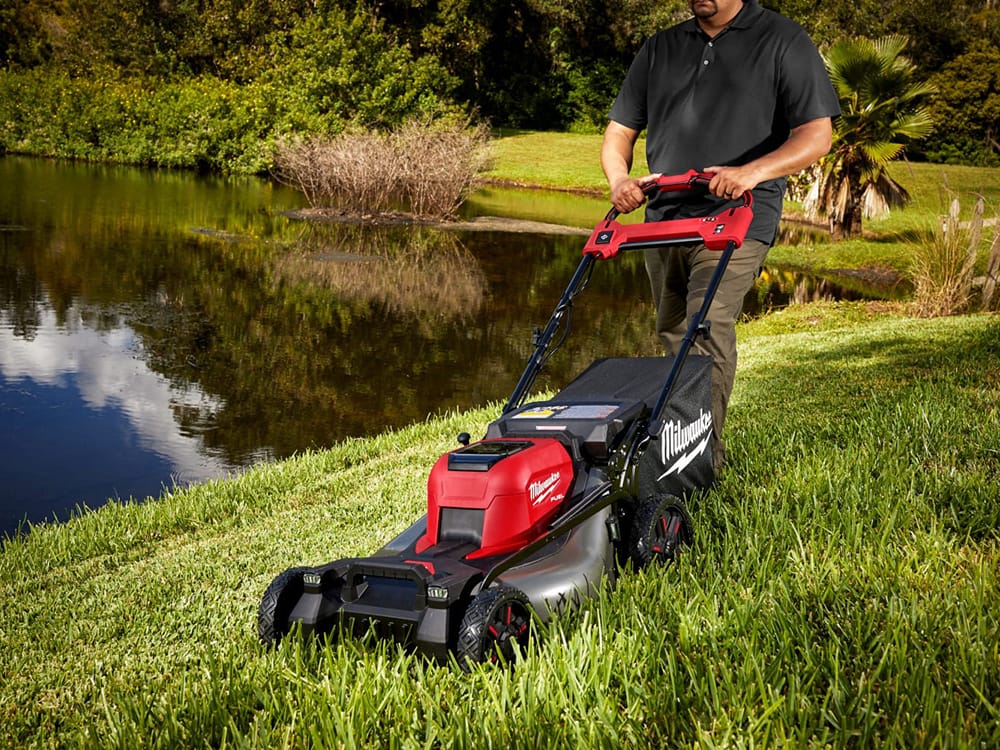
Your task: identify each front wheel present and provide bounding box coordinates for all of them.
[456,586,532,669]
[629,495,692,569]
[257,567,310,647]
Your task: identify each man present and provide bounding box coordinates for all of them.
[602,0,840,469]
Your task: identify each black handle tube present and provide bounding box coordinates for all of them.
[646,239,738,438]
[503,253,596,414]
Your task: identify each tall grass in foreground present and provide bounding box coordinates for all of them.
[1,305,998,748]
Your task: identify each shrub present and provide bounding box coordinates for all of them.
[0,67,278,172]
[909,195,986,316]
[394,119,493,218]
[273,120,492,220]
[0,3,462,175]
[259,4,459,134]
[921,41,1000,168]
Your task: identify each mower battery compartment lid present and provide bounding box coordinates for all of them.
[486,356,713,463]
[447,440,534,472]
[486,400,643,462]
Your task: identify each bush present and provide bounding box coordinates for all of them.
[273,120,492,219]
[258,4,458,134]
[0,67,278,172]
[909,194,987,316]
[920,41,1000,168]
[0,4,462,174]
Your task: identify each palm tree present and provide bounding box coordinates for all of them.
[806,36,935,240]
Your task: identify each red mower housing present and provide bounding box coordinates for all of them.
[418,438,575,559]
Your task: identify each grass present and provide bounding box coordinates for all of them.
[483,129,649,193]
[1,304,998,748]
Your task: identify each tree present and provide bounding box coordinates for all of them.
[922,40,1000,166]
[807,36,935,240]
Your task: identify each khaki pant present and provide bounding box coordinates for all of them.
[644,238,771,468]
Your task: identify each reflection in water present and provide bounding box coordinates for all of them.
[774,220,831,247]
[744,266,906,318]
[0,157,889,534]
[0,302,240,529]
[274,224,488,323]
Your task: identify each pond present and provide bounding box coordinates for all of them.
[0,157,894,534]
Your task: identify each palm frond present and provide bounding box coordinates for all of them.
[859,140,906,168]
[862,171,910,219]
[813,34,935,232]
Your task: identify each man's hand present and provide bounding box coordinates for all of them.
[609,174,662,214]
[702,164,763,201]
[602,120,654,214]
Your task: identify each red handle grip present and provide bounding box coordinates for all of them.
[582,171,753,259]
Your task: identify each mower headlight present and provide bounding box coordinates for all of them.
[303,572,322,588]
[427,585,449,602]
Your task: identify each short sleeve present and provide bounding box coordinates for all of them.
[608,38,652,131]
[779,31,841,128]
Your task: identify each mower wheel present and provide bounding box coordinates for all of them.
[258,567,310,647]
[456,586,532,670]
[629,495,692,569]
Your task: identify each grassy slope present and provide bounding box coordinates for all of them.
[2,139,999,747]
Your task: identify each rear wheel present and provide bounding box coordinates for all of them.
[456,586,532,669]
[258,567,310,646]
[629,495,692,568]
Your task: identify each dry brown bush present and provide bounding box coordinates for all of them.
[982,215,1000,311]
[273,120,491,220]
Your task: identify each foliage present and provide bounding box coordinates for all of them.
[259,5,458,133]
[0,309,997,747]
[0,5,459,173]
[3,1,1000,167]
[806,36,935,239]
[909,194,987,316]
[766,0,998,74]
[272,119,491,218]
[921,40,1000,167]
[0,67,279,172]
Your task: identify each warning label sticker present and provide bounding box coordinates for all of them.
[512,404,619,420]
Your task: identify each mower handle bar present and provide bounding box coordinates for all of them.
[609,169,751,219]
[502,170,754,416]
[582,170,753,259]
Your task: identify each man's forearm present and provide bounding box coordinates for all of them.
[747,117,834,183]
[601,123,639,188]
[705,117,834,199]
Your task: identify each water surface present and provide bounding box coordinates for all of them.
[0,157,885,534]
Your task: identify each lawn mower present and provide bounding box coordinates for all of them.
[257,170,753,666]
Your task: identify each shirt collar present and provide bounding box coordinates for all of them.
[683,0,765,36]
[729,0,764,29]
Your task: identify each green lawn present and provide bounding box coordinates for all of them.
[482,129,646,192]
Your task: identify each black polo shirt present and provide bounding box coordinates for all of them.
[608,0,840,244]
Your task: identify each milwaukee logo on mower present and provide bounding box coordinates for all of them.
[657,408,713,479]
[529,471,563,506]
